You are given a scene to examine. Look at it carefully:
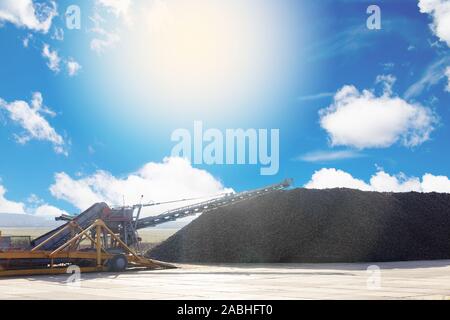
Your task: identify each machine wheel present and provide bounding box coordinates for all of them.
[107,254,128,272]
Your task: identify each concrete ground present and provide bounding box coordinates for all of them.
[1,260,450,300]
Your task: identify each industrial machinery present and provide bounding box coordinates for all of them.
[0,179,292,277]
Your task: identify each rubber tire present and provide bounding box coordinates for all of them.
[107,254,128,272]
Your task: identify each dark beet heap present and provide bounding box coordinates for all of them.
[147,188,450,263]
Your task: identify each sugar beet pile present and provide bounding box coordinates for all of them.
[146,188,450,263]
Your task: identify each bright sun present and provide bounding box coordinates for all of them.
[113,0,296,117]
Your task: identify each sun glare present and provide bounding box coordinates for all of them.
[113,0,297,117]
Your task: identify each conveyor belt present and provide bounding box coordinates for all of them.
[33,179,293,250]
[135,179,292,229]
[31,203,109,251]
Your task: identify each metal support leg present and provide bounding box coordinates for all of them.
[96,224,102,268]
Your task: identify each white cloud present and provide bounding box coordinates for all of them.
[97,0,131,19]
[369,171,422,192]
[418,0,450,47]
[26,193,43,206]
[0,184,26,214]
[88,0,133,54]
[67,58,81,77]
[305,168,372,191]
[375,74,396,95]
[50,172,102,210]
[50,157,233,212]
[30,92,55,116]
[298,150,364,162]
[319,77,437,149]
[22,33,32,47]
[381,62,395,71]
[404,57,450,98]
[422,173,450,192]
[0,182,68,219]
[297,92,334,102]
[90,32,120,54]
[33,204,68,218]
[89,13,121,54]
[42,44,82,77]
[0,92,67,155]
[25,194,69,218]
[446,66,450,92]
[305,168,450,193]
[0,0,57,33]
[42,43,60,73]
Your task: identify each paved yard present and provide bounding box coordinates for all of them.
[1,260,450,299]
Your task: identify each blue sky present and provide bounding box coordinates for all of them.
[0,0,450,218]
